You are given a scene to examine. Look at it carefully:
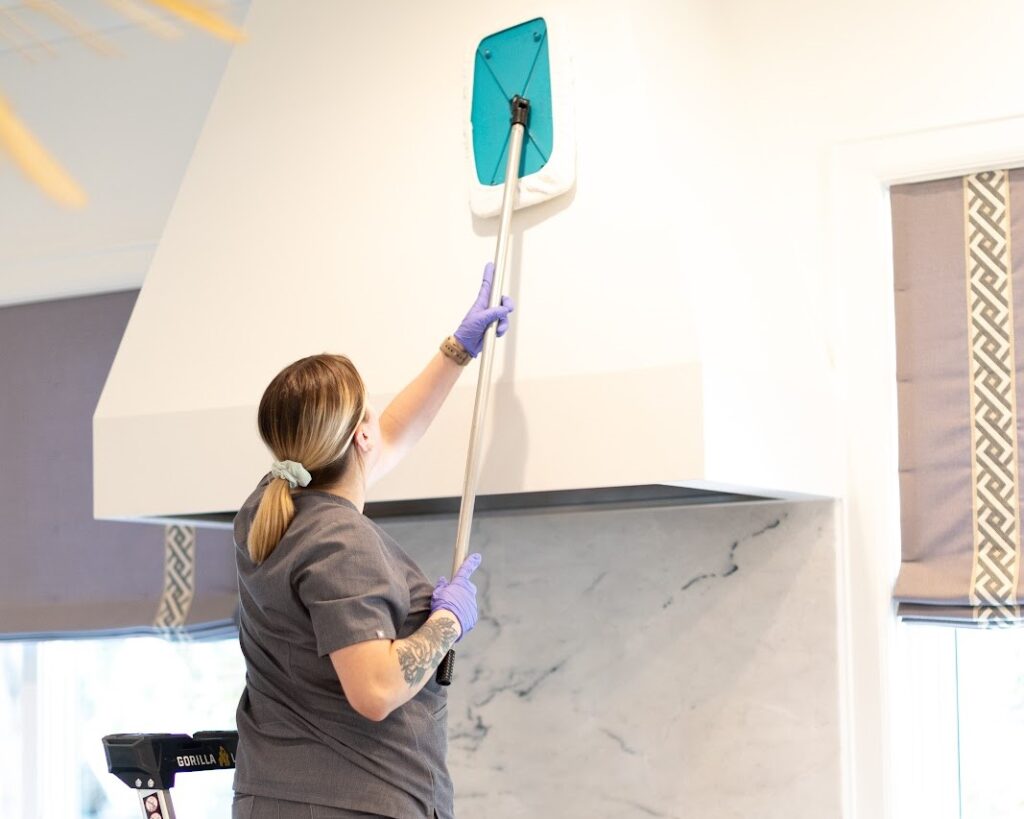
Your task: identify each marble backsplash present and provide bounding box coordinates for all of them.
[380,499,841,819]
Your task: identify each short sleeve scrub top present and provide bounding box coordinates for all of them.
[232,476,454,819]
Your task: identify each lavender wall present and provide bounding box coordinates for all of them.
[0,291,235,638]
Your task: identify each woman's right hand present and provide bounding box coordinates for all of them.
[430,553,482,641]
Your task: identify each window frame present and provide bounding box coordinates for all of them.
[829,115,1024,819]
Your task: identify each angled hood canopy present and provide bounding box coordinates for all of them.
[94,2,819,525]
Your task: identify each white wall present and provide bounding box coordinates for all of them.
[708,2,1024,817]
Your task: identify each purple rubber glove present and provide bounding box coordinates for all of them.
[431,553,482,641]
[453,263,515,357]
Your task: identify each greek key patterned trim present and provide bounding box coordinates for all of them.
[964,170,1022,620]
[154,524,196,632]
[972,605,1021,628]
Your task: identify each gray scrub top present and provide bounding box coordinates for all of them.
[232,476,453,819]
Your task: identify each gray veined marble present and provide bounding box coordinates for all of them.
[381,499,841,819]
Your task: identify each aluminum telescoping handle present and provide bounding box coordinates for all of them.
[437,96,529,686]
[450,121,525,575]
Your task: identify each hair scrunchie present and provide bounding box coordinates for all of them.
[270,459,312,489]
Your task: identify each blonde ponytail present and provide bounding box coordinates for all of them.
[247,354,367,564]
[248,477,297,564]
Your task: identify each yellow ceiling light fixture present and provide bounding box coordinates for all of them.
[141,0,245,42]
[25,0,119,56]
[103,0,183,41]
[0,93,87,208]
[0,0,243,207]
[0,5,56,62]
[0,19,40,63]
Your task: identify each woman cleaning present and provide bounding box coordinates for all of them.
[231,264,514,819]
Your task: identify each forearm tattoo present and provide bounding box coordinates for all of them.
[397,617,460,686]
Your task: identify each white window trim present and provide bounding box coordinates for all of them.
[829,114,1024,819]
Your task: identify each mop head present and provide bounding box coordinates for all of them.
[466,15,576,218]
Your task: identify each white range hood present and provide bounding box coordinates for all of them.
[94,0,821,523]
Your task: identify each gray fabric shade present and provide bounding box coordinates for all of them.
[0,291,237,640]
[891,170,1024,626]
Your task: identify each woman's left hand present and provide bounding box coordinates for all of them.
[453,263,515,357]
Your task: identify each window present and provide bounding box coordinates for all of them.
[894,624,1024,819]
[955,627,1024,818]
[0,636,245,818]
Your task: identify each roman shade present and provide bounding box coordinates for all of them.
[892,169,1024,625]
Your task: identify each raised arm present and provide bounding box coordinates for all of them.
[370,352,463,483]
[369,263,514,483]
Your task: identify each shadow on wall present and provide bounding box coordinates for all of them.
[468,180,579,509]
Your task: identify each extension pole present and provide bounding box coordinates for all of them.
[437,96,530,686]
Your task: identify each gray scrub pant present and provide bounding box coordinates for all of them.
[232,794,440,818]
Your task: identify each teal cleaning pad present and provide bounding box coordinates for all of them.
[471,18,553,186]
[465,14,575,217]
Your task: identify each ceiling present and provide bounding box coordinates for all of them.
[0,0,249,306]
